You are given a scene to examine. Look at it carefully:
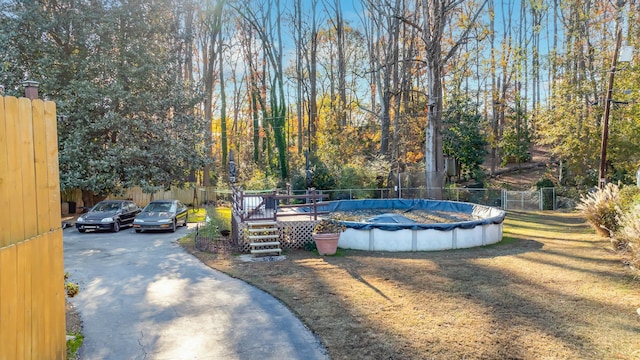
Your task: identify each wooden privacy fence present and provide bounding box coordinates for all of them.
[106,185,230,208]
[0,96,66,359]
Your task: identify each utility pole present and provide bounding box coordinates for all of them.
[598,27,622,189]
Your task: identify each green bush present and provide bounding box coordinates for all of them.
[198,207,231,238]
[243,168,278,190]
[616,185,640,214]
[536,178,555,210]
[499,126,532,166]
[614,186,640,267]
[64,271,79,297]
[535,177,555,189]
[473,168,488,186]
[576,183,620,237]
[615,204,640,269]
[65,282,80,298]
[442,98,488,181]
[615,204,640,248]
[67,332,84,360]
[290,156,337,191]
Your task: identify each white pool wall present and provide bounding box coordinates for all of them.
[327,199,505,252]
[339,222,503,251]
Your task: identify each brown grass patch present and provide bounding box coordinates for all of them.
[180,211,640,359]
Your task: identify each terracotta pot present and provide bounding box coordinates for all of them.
[312,233,340,255]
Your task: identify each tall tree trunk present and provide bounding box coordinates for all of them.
[219,24,228,177]
[273,0,288,179]
[201,2,223,186]
[246,34,261,165]
[203,31,215,186]
[420,0,488,198]
[335,0,347,127]
[424,53,445,198]
[183,1,194,83]
[239,0,289,179]
[309,0,319,153]
[295,0,303,154]
[489,0,497,176]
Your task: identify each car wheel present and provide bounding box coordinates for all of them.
[78,229,86,233]
[135,229,141,233]
[171,220,177,233]
[112,220,120,232]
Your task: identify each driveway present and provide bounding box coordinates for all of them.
[63,225,328,360]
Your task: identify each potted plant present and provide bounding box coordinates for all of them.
[312,218,346,255]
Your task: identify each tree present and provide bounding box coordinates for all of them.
[198,0,225,186]
[536,0,638,186]
[361,0,403,158]
[236,0,289,181]
[442,98,488,181]
[417,0,488,197]
[0,0,206,205]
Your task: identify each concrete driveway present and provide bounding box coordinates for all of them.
[63,224,328,360]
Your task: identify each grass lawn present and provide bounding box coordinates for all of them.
[180,210,640,359]
[187,207,207,223]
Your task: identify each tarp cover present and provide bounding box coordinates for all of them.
[312,199,505,232]
[367,213,417,224]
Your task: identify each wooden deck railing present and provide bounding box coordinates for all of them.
[232,187,329,223]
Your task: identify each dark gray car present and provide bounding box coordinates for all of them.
[133,200,188,233]
[75,200,141,233]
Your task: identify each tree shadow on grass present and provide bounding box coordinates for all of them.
[318,211,637,358]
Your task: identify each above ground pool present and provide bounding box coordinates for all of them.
[316,199,506,252]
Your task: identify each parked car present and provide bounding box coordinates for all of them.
[133,200,188,233]
[76,200,141,233]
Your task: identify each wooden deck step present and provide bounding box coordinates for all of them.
[250,241,281,247]
[247,228,278,233]
[245,221,280,257]
[246,221,278,227]
[250,248,282,255]
[248,234,279,240]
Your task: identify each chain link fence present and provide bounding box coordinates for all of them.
[130,185,576,211]
[301,187,573,211]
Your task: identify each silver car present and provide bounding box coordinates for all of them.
[133,200,188,233]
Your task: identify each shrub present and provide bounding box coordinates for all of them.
[535,177,555,189]
[65,281,79,298]
[442,98,488,181]
[291,156,337,191]
[473,168,488,187]
[313,219,346,234]
[536,178,556,210]
[499,126,532,166]
[615,204,640,267]
[304,241,317,252]
[576,183,620,237]
[337,165,368,191]
[617,185,640,214]
[64,271,80,298]
[198,207,231,238]
[243,168,278,190]
[67,332,84,360]
[615,186,640,267]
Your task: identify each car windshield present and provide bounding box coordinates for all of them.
[93,202,120,212]
[145,202,174,212]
